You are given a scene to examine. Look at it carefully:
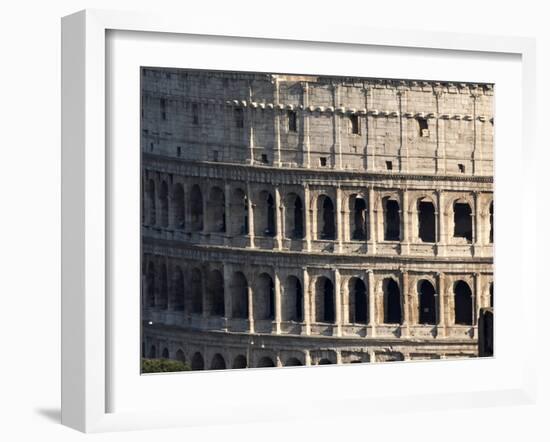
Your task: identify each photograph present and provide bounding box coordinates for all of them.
[140,67,494,373]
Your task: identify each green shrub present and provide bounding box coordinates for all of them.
[141,358,191,373]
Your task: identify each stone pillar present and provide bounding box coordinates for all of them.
[223,264,232,329]
[336,187,343,253]
[224,182,231,240]
[304,185,312,251]
[182,181,191,232]
[368,187,377,254]
[302,82,311,168]
[275,186,283,250]
[274,79,282,167]
[304,349,312,366]
[303,267,311,335]
[201,183,208,233]
[246,183,255,248]
[474,191,482,255]
[336,351,343,365]
[402,189,410,254]
[437,272,447,337]
[474,272,481,326]
[247,275,255,333]
[437,191,445,256]
[401,269,410,336]
[333,84,342,169]
[201,265,208,324]
[274,271,282,334]
[334,268,342,336]
[367,269,376,337]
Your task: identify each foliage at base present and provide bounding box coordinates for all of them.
[141,358,191,373]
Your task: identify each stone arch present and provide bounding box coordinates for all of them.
[145,261,156,308]
[257,356,276,368]
[207,269,225,317]
[191,352,204,370]
[349,194,367,240]
[383,277,401,324]
[210,353,226,370]
[232,355,248,369]
[229,188,248,235]
[418,279,436,324]
[189,184,203,231]
[318,358,333,365]
[284,357,303,366]
[349,277,368,324]
[417,197,436,243]
[254,272,274,320]
[159,180,169,227]
[172,183,185,229]
[256,190,275,237]
[453,199,472,242]
[146,179,156,225]
[206,186,226,232]
[148,345,156,359]
[285,193,304,239]
[454,280,473,325]
[172,266,185,311]
[383,196,400,241]
[231,272,248,319]
[161,347,169,359]
[175,349,185,363]
[315,276,335,323]
[190,267,203,314]
[317,194,335,240]
[282,275,303,322]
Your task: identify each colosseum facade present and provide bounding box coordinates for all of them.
[141,68,494,371]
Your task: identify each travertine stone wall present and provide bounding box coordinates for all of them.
[141,68,494,370]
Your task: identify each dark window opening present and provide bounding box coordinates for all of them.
[417,117,429,136]
[189,185,203,231]
[350,278,368,324]
[454,281,473,325]
[190,268,203,314]
[319,157,327,167]
[148,345,156,359]
[191,352,204,370]
[418,280,436,325]
[293,197,304,239]
[418,201,436,243]
[160,98,166,120]
[458,163,466,173]
[231,272,248,319]
[489,202,494,244]
[159,181,169,228]
[192,103,199,125]
[213,150,219,162]
[146,262,155,308]
[350,114,360,134]
[322,278,335,323]
[384,199,400,241]
[210,354,226,370]
[150,142,154,152]
[384,278,402,324]
[453,202,472,241]
[352,197,367,240]
[261,154,268,164]
[173,184,185,229]
[319,196,335,240]
[285,358,303,366]
[490,282,494,308]
[173,267,185,311]
[265,194,275,236]
[386,161,393,171]
[208,270,225,317]
[158,263,168,309]
[288,110,297,132]
[232,355,247,369]
[161,348,169,359]
[318,359,332,365]
[257,357,275,368]
[176,146,181,157]
[234,108,244,128]
[295,279,303,322]
[255,274,275,320]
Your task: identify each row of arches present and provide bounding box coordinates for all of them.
[143,179,493,244]
[144,262,491,326]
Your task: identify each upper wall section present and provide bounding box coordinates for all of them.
[141,68,494,177]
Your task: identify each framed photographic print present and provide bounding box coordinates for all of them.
[61,9,537,433]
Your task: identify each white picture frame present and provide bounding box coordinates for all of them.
[61,9,538,433]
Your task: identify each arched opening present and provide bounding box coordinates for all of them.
[255,273,274,320]
[384,198,400,241]
[172,266,185,311]
[210,354,226,370]
[257,357,276,368]
[191,352,204,370]
[315,277,335,323]
[453,201,472,242]
[159,180,169,227]
[489,202,494,243]
[148,345,156,359]
[285,193,304,239]
[145,262,155,308]
[189,185,203,231]
[175,349,185,363]
[317,195,335,240]
[206,186,226,232]
[418,199,436,243]
[190,268,203,314]
[418,279,436,324]
[161,348,169,359]
[383,278,402,324]
[229,188,247,235]
[283,276,303,322]
[454,281,473,325]
[231,272,248,319]
[158,263,168,309]
[350,196,367,240]
[490,282,494,308]
[349,277,368,324]
[173,183,185,229]
[146,179,156,225]
[318,358,332,365]
[232,355,247,369]
[256,190,276,237]
[207,269,225,317]
[285,358,303,366]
